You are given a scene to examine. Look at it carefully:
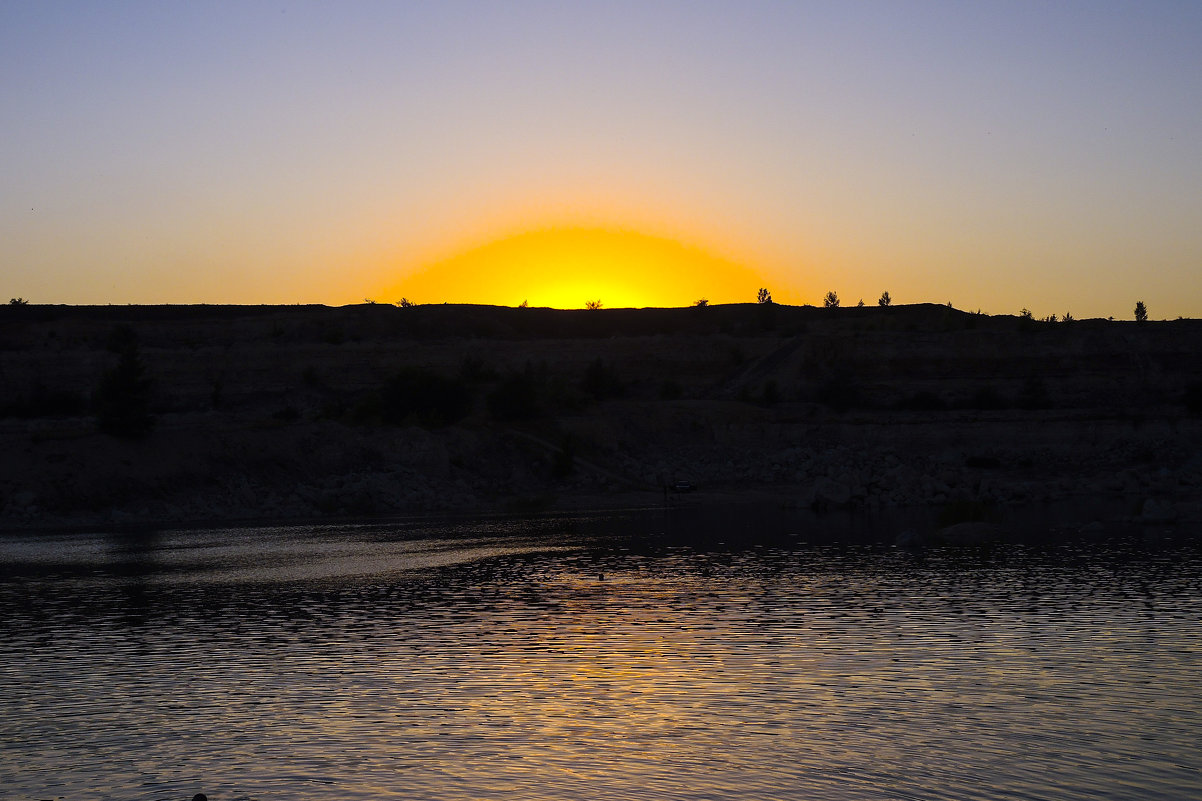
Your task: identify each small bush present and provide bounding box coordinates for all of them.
[897,391,946,411]
[0,386,87,418]
[488,367,543,421]
[761,379,779,405]
[878,291,891,307]
[585,300,603,310]
[106,324,139,354]
[816,371,858,412]
[1018,376,1050,410]
[757,288,772,304]
[581,358,624,401]
[1134,300,1148,323]
[271,406,300,423]
[968,385,1005,410]
[823,291,840,308]
[380,367,473,427]
[552,434,575,479]
[94,338,154,438]
[458,354,497,382]
[1184,382,1202,417]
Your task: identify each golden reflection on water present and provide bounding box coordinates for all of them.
[0,522,1200,800]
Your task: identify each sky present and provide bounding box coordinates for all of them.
[2,1,1200,317]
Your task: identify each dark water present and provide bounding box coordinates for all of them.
[2,511,1200,801]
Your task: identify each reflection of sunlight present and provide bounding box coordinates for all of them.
[380,227,777,308]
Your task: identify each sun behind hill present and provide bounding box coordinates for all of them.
[380,227,781,308]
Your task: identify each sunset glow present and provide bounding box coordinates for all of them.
[2,4,1200,317]
[380,227,791,309]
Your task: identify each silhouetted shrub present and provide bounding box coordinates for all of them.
[1134,300,1148,323]
[1184,381,1202,417]
[968,385,1005,410]
[937,500,995,527]
[581,358,624,401]
[585,300,603,310]
[94,338,154,438]
[488,367,543,421]
[302,367,323,387]
[761,379,779,405]
[106,324,139,354]
[897,390,946,411]
[816,371,859,412]
[693,298,709,307]
[458,354,497,383]
[380,367,472,427]
[757,288,772,304]
[1,386,87,418]
[878,291,891,307]
[271,406,300,423]
[965,455,1002,469]
[823,291,839,308]
[1018,376,1050,410]
[9,297,29,305]
[659,379,682,400]
[552,434,575,479]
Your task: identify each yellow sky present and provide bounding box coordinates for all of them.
[375,226,803,309]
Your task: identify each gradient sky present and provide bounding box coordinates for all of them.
[3,1,1200,316]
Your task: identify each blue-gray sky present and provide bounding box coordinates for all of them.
[3,1,1200,316]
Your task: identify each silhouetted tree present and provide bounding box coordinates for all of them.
[1019,308,1034,320]
[518,299,528,308]
[856,299,864,307]
[396,297,415,307]
[8,297,28,306]
[693,298,709,307]
[757,288,772,304]
[823,291,840,308]
[1134,300,1148,323]
[585,300,603,310]
[94,335,154,438]
[878,291,891,307]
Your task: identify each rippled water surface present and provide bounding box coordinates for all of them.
[2,512,1201,801]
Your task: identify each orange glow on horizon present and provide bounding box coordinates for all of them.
[378,227,793,309]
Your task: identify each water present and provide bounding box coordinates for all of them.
[2,511,1200,800]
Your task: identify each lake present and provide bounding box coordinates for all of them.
[2,509,1200,800]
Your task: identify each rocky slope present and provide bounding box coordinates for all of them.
[2,302,1200,532]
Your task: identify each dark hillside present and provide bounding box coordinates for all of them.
[2,303,1199,531]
